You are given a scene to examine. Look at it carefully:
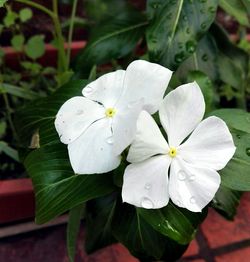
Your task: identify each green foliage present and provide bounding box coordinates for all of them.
[73,4,147,77]
[19,8,33,22]
[146,0,218,70]
[219,0,250,26]
[11,34,25,51]
[67,205,85,262]
[24,35,45,60]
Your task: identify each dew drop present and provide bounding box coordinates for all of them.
[202,54,208,61]
[174,52,185,64]
[106,136,114,145]
[190,196,196,204]
[246,148,250,156]
[144,183,152,190]
[209,6,216,13]
[183,15,188,21]
[186,27,190,34]
[176,200,181,206]
[236,134,241,139]
[186,41,196,54]
[201,22,207,30]
[83,86,93,95]
[246,116,250,123]
[127,101,138,109]
[189,174,196,182]
[141,197,154,208]
[178,170,187,181]
[76,109,84,115]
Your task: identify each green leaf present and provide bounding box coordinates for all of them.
[219,0,250,26]
[0,83,41,100]
[187,71,217,113]
[146,0,218,69]
[112,203,187,261]
[11,34,25,51]
[3,9,18,27]
[220,130,250,191]
[0,141,19,161]
[211,109,250,134]
[19,8,33,22]
[24,143,116,224]
[15,80,87,147]
[67,204,85,262]
[25,35,45,60]
[176,34,219,82]
[212,185,242,220]
[0,0,8,8]
[55,70,74,86]
[138,203,207,245]
[85,194,117,253]
[73,7,147,77]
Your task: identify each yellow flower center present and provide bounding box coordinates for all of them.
[105,108,116,118]
[168,147,177,158]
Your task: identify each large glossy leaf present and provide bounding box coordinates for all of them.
[220,130,250,191]
[176,34,219,81]
[67,204,85,262]
[211,109,250,134]
[146,0,218,70]
[219,0,250,26]
[138,203,207,245]
[15,80,87,147]
[112,203,187,261]
[212,185,242,220]
[85,194,117,253]
[73,7,147,78]
[24,143,116,224]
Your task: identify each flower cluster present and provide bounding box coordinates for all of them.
[55,60,236,212]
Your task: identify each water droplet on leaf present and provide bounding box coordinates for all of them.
[246,148,250,156]
[141,197,154,208]
[186,41,196,54]
[202,54,208,61]
[201,22,207,30]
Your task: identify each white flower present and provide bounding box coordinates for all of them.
[55,60,172,174]
[122,82,236,212]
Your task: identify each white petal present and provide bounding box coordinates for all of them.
[159,82,205,147]
[55,97,105,144]
[82,70,126,108]
[68,118,121,174]
[117,60,172,114]
[111,99,144,155]
[169,158,221,212]
[179,116,236,170]
[127,111,169,163]
[122,155,171,209]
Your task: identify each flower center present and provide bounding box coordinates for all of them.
[105,108,116,118]
[168,147,177,158]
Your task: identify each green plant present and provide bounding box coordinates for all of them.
[3,0,250,261]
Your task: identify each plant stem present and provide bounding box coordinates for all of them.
[66,0,79,69]
[15,0,54,18]
[52,0,68,73]
[2,92,18,141]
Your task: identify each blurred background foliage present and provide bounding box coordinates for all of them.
[0,0,250,261]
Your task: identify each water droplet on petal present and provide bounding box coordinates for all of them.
[189,174,196,182]
[76,109,84,115]
[106,136,114,145]
[141,197,154,208]
[83,86,93,95]
[127,101,138,109]
[246,148,250,156]
[190,196,196,204]
[144,183,151,190]
[178,170,187,181]
[176,200,181,206]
